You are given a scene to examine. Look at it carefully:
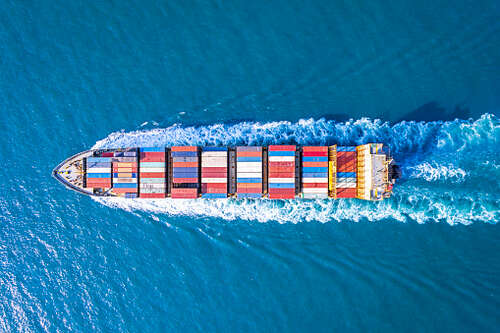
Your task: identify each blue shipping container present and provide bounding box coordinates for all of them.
[173,167,198,173]
[172,172,198,178]
[202,147,227,152]
[171,151,197,157]
[268,150,295,156]
[237,178,262,183]
[86,173,111,178]
[269,183,295,188]
[237,157,262,162]
[87,162,111,168]
[337,146,356,152]
[237,193,262,198]
[302,173,328,178]
[201,193,227,198]
[337,172,357,178]
[302,156,328,162]
[87,157,112,163]
[140,147,164,152]
[302,167,328,173]
[113,183,138,188]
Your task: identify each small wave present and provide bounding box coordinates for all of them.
[92,114,499,225]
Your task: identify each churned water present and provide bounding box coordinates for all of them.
[1,0,499,331]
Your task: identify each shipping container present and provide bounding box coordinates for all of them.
[268,183,295,189]
[113,183,138,188]
[302,146,328,152]
[302,151,328,157]
[302,183,328,188]
[113,178,137,183]
[171,151,198,158]
[336,188,357,198]
[268,156,295,162]
[139,188,166,193]
[87,157,112,163]
[139,193,166,198]
[172,178,198,183]
[110,188,137,194]
[171,146,198,152]
[139,183,165,189]
[269,161,294,167]
[86,167,111,173]
[303,156,328,162]
[140,178,165,183]
[302,162,328,167]
[268,172,295,178]
[268,150,295,156]
[100,152,114,157]
[113,173,137,178]
[86,173,111,178]
[302,177,328,183]
[268,178,295,183]
[268,145,296,151]
[200,178,227,183]
[202,193,227,198]
[236,151,262,157]
[140,162,165,167]
[172,157,198,162]
[237,187,263,193]
[236,147,262,152]
[140,172,165,178]
[269,194,295,199]
[302,193,328,199]
[140,147,164,152]
[237,193,262,198]
[236,172,262,178]
[302,188,328,194]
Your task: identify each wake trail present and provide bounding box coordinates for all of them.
[92,114,499,225]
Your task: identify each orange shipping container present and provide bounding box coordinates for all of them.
[171,146,198,152]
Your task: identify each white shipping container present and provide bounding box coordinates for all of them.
[237,172,262,178]
[139,167,165,172]
[337,177,356,183]
[140,188,165,193]
[302,193,329,199]
[237,167,262,173]
[302,177,328,183]
[86,167,111,173]
[140,183,165,189]
[268,156,295,162]
[336,182,357,188]
[112,178,137,183]
[202,156,227,162]
[302,188,328,194]
[268,178,295,183]
[236,162,261,168]
[201,152,227,157]
[201,178,228,183]
[202,160,227,167]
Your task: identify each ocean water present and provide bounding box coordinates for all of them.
[1,0,499,331]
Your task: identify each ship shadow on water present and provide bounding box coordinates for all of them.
[397,102,471,123]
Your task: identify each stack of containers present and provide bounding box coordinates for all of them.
[139,147,166,198]
[86,157,112,188]
[268,145,296,199]
[201,147,227,198]
[236,147,262,198]
[111,150,138,198]
[171,146,198,199]
[301,146,329,198]
[336,146,357,198]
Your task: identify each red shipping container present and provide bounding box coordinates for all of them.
[111,188,138,194]
[336,188,357,198]
[173,162,198,168]
[171,188,198,194]
[238,183,262,189]
[201,167,227,173]
[302,162,328,167]
[201,183,227,191]
[113,168,138,172]
[202,173,227,179]
[172,178,198,183]
[140,193,166,198]
[302,146,328,152]
[268,188,295,194]
[86,180,111,185]
[171,146,197,152]
[269,172,295,178]
[101,152,114,157]
[268,145,296,151]
[269,194,295,199]
[140,172,165,178]
[269,161,294,167]
[268,167,295,173]
[139,157,166,162]
[202,187,227,194]
[140,152,165,158]
[86,183,111,188]
[236,151,262,157]
[302,151,328,157]
[171,193,198,199]
[302,183,328,188]
[237,187,262,193]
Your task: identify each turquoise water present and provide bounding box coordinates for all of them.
[1,0,499,331]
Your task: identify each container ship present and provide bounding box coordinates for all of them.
[53,144,400,200]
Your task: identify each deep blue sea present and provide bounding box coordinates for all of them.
[1,0,499,331]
